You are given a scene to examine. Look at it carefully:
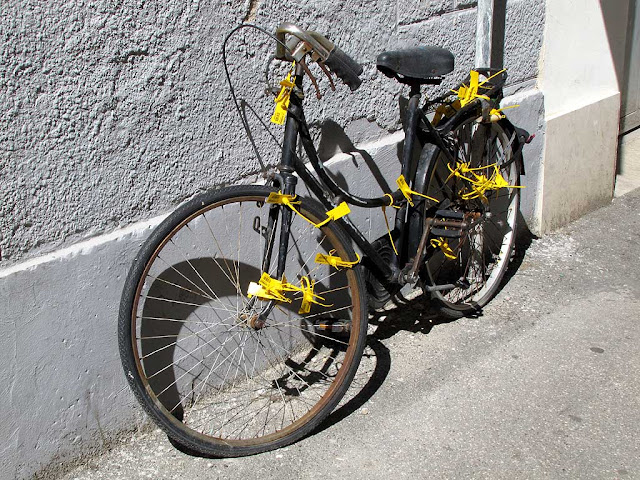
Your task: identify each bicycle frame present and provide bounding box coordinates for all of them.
[269,63,466,289]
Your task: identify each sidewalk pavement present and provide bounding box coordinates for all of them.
[51,188,640,480]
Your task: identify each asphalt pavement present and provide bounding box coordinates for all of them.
[54,188,640,480]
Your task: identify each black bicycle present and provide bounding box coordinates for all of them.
[118,22,530,457]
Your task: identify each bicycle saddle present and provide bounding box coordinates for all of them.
[376,46,454,85]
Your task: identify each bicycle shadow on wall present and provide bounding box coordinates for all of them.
[137,254,356,440]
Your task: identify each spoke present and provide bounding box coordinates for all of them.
[235,202,244,316]
[138,315,234,327]
[164,330,246,412]
[291,230,328,281]
[146,325,243,380]
[313,285,350,296]
[145,295,235,315]
[265,319,351,346]
[254,334,290,431]
[168,238,234,314]
[182,221,245,307]
[188,331,258,411]
[140,314,237,360]
[262,328,335,393]
[151,276,217,302]
[201,210,246,303]
[153,255,236,314]
[306,268,346,289]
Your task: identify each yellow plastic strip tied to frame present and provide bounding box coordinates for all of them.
[247,272,297,303]
[315,249,361,270]
[396,175,438,207]
[271,65,295,125]
[446,162,523,202]
[381,205,399,256]
[246,273,332,314]
[487,104,520,122]
[430,238,457,260]
[266,192,350,228]
[451,70,489,107]
[452,69,509,107]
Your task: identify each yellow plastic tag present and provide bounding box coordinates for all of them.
[396,175,438,207]
[266,191,300,206]
[298,276,332,314]
[446,162,523,202]
[381,206,399,256]
[267,192,350,229]
[451,70,491,107]
[430,238,457,260]
[314,250,360,269]
[246,272,333,314]
[270,71,295,125]
[247,272,297,303]
[313,202,351,228]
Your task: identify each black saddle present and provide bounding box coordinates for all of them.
[376,46,454,85]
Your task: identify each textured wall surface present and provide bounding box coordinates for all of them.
[1,0,543,265]
[0,1,545,478]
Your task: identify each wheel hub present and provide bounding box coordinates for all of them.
[239,312,265,330]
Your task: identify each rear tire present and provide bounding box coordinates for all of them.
[423,120,520,318]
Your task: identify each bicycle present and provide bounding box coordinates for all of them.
[118,22,531,457]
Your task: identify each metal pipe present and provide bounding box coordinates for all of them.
[476,0,494,68]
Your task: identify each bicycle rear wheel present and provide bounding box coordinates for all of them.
[118,185,367,456]
[423,120,520,317]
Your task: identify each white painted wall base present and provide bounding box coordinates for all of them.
[536,0,622,234]
[539,93,619,233]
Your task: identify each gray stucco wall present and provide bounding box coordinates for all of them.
[1,0,543,265]
[0,1,544,478]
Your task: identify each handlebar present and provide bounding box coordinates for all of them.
[275,22,363,91]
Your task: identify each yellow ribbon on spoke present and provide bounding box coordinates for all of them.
[315,249,361,269]
[266,192,350,228]
[396,175,438,207]
[298,276,332,315]
[446,162,523,203]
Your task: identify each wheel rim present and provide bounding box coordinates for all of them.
[128,192,363,447]
[424,121,519,308]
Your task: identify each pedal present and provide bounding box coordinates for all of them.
[435,209,464,220]
[430,227,462,238]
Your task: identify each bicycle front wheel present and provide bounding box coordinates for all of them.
[423,120,520,317]
[118,185,368,456]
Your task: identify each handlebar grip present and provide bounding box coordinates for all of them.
[323,47,363,91]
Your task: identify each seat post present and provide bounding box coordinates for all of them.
[401,85,422,181]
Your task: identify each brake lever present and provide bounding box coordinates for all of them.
[318,62,336,92]
[300,59,322,99]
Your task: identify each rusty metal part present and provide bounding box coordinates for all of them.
[318,62,336,91]
[403,216,471,284]
[300,59,322,99]
[315,320,351,333]
[428,217,469,229]
[240,312,265,330]
[404,220,433,284]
